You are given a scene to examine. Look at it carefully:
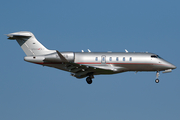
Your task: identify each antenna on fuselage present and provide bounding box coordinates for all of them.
[88,49,91,52]
[125,49,128,53]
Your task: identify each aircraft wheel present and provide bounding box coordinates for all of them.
[155,79,159,83]
[86,77,92,84]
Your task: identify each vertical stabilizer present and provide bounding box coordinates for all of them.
[7,31,55,56]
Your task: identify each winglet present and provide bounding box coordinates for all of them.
[56,50,68,62]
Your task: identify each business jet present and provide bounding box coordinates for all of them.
[7,31,176,84]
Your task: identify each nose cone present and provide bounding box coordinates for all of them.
[166,62,177,70]
[170,64,177,69]
[160,59,176,70]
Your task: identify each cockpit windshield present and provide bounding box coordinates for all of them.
[151,55,162,59]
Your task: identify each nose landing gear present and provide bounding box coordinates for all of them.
[155,71,160,83]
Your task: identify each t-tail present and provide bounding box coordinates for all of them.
[7,31,55,56]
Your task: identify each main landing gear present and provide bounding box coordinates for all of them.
[155,71,160,83]
[86,77,92,84]
[86,74,94,84]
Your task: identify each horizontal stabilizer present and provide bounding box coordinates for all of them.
[7,31,32,39]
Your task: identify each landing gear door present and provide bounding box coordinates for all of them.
[101,56,106,64]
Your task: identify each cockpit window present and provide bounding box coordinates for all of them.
[151,55,157,58]
[151,55,161,58]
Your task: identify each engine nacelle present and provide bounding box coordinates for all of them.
[24,52,75,64]
[60,52,74,62]
[24,56,45,63]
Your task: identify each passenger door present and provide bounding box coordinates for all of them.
[101,56,106,64]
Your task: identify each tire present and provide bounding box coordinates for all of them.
[86,77,92,84]
[155,79,159,83]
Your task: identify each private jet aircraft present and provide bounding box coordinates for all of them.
[7,31,176,84]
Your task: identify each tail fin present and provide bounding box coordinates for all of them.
[7,31,55,56]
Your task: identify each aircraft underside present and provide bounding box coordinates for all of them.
[37,62,172,78]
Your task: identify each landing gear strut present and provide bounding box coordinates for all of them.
[155,71,160,83]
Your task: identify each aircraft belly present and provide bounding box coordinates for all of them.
[115,63,167,71]
[110,63,156,71]
[118,64,153,71]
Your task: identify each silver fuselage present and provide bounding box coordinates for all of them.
[74,52,175,71]
[24,52,176,78]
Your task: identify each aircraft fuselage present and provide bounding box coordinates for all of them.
[24,52,176,78]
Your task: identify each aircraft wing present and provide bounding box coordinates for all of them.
[64,61,115,78]
[53,50,119,78]
[43,50,125,78]
[67,63,126,78]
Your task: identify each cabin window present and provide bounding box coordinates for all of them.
[129,57,132,61]
[95,57,98,61]
[116,57,119,61]
[123,57,125,61]
[109,57,112,61]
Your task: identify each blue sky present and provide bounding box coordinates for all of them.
[0,0,180,120]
